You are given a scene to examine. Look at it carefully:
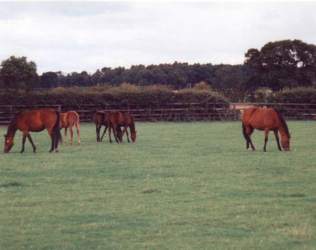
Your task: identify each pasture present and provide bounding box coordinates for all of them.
[0,121,315,249]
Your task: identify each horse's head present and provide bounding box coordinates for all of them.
[281,136,290,151]
[131,130,137,143]
[4,134,14,153]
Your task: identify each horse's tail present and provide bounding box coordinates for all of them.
[92,112,97,124]
[242,122,248,140]
[53,111,62,147]
[274,108,291,138]
[75,111,80,127]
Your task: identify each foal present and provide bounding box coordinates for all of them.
[107,111,137,143]
[60,111,80,145]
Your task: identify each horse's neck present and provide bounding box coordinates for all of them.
[278,127,289,140]
[6,121,18,138]
[129,121,135,132]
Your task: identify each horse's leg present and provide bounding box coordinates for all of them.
[64,127,67,137]
[124,126,130,143]
[96,125,100,142]
[242,124,250,149]
[76,122,81,144]
[27,134,36,153]
[70,126,74,145]
[246,127,256,151]
[108,125,113,143]
[274,129,282,151]
[113,125,120,143]
[49,132,55,153]
[53,131,59,153]
[20,133,27,153]
[100,126,108,141]
[263,129,270,152]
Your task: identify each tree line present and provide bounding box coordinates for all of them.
[1,39,316,100]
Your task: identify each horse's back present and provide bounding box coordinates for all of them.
[60,111,79,127]
[67,111,80,125]
[243,107,280,130]
[242,107,258,124]
[16,109,58,131]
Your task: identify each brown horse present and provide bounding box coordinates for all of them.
[242,107,291,151]
[4,109,62,153]
[60,111,80,145]
[107,111,136,143]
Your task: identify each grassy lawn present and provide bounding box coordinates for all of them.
[0,121,315,249]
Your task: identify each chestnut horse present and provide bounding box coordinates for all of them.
[242,107,291,151]
[107,111,136,143]
[60,111,80,145]
[4,109,62,153]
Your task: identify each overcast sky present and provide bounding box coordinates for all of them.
[1,1,316,73]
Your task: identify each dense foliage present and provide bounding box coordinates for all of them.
[1,39,316,101]
[0,84,228,106]
[245,39,316,90]
[0,56,39,91]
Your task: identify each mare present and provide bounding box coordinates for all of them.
[60,111,80,145]
[107,111,136,143]
[4,109,62,153]
[242,107,291,151]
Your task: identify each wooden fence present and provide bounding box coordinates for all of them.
[231,102,316,120]
[0,102,315,125]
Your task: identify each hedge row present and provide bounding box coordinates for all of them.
[270,87,316,104]
[1,85,315,107]
[0,84,229,107]
[248,87,316,104]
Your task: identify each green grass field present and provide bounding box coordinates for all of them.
[0,121,315,250]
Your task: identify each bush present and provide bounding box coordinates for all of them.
[0,84,229,107]
[270,87,316,104]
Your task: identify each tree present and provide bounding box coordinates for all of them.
[0,56,39,91]
[245,39,316,90]
[40,71,58,88]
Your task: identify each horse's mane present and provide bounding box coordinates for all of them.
[129,116,136,132]
[274,108,291,138]
[6,114,19,136]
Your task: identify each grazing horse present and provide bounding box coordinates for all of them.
[4,109,62,153]
[107,111,136,143]
[242,107,291,151]
[60,111,80,145]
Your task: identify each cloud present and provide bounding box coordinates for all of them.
[0,2,316,73]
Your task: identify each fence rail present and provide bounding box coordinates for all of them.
[0,102,315,125]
